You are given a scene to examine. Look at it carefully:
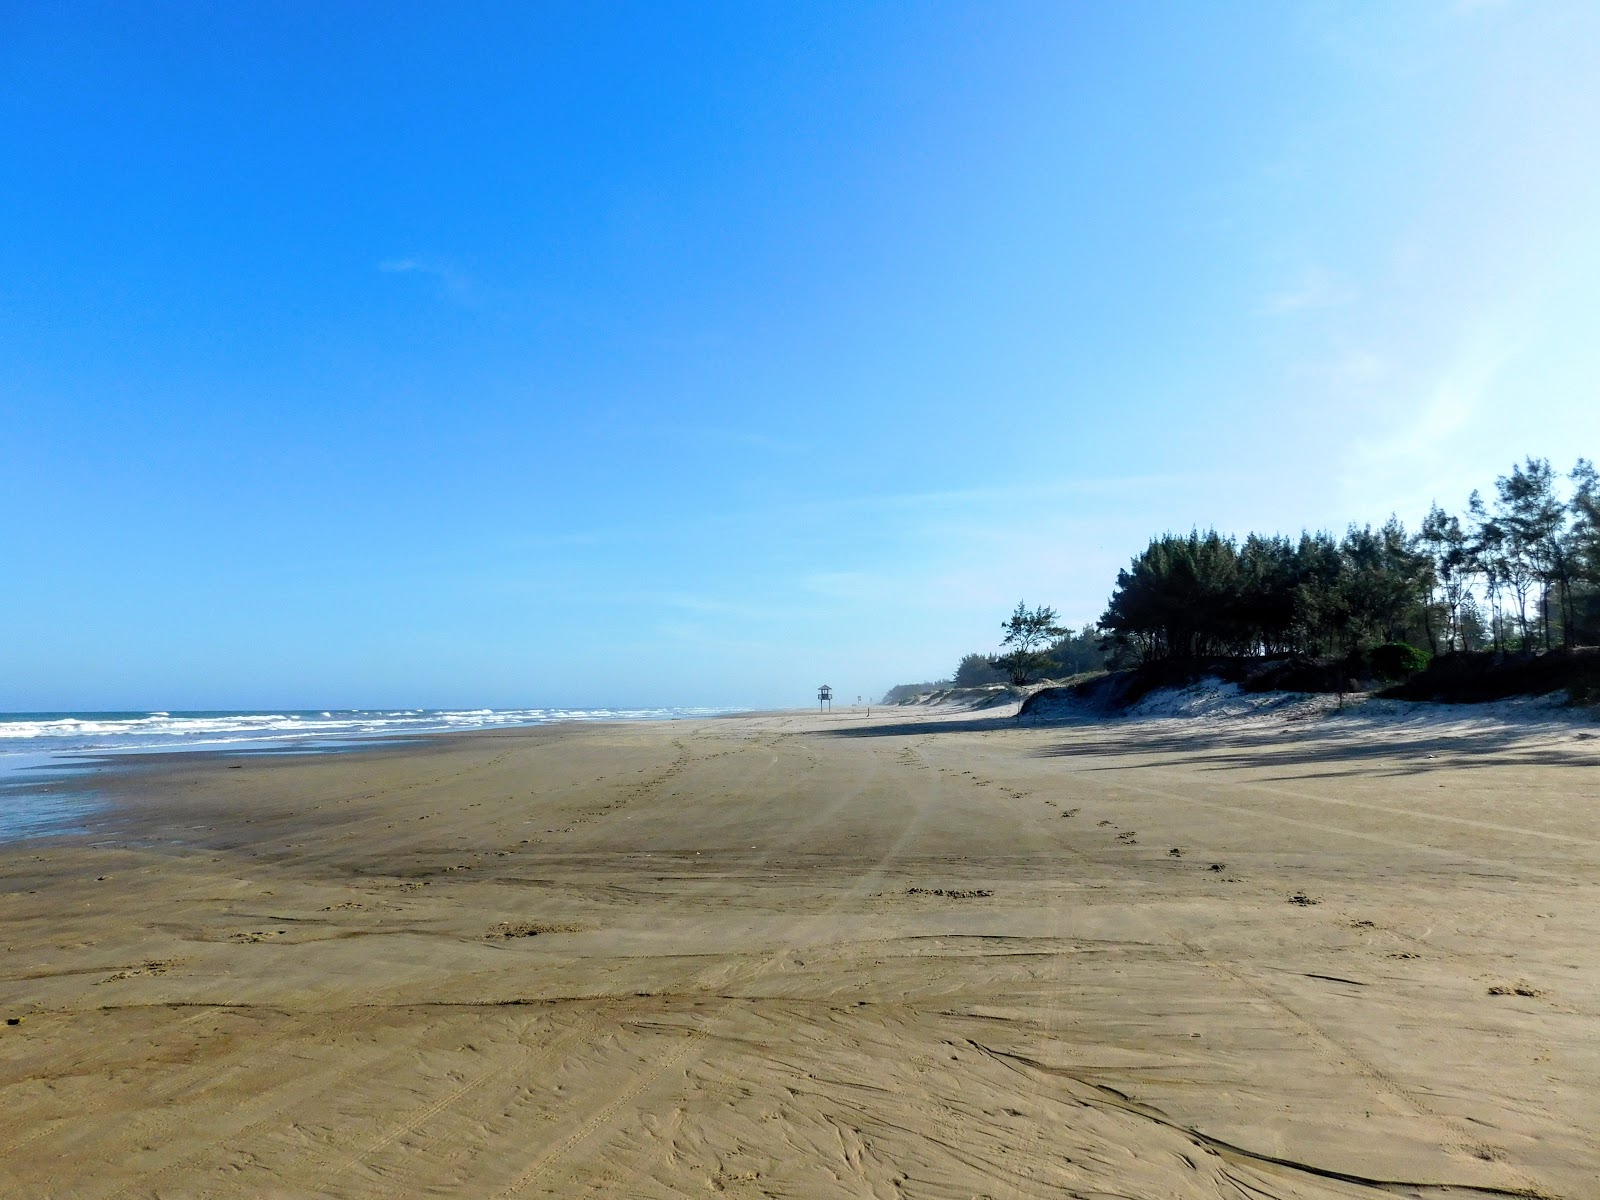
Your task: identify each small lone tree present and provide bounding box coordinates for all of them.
[990,601,1066,685]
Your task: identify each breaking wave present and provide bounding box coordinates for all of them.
[0,706,731,757]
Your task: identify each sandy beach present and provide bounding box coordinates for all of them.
[2,704,1597,1198]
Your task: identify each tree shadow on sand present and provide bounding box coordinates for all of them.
[809,709,1600,779]
[809,714,1026,739]
[1036,716,1600,779]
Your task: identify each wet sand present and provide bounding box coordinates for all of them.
[2,707,1597,1198]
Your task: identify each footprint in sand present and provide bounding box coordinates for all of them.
[1487,982,1544,998]
[486,921,583,938]
[99,959,179,983]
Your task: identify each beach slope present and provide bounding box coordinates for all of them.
[2,707,1596,1198]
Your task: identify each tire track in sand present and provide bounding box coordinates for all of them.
[87,736,702,1199]
[303,733,813,1196]
[94,1000,435,1200]
[951,748,1547,1199]
[277,742,711,1193]
[492,735,918,1198]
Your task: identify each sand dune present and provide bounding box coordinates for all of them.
[2,705,1596,1198]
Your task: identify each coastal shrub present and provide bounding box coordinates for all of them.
[1379,647,1600,703]
[1369,642,1431,681]
[881,681,948,704]
[953,653,1005,687]
[1043,624,1109,676]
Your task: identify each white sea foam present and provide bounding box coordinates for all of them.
[0,707,732,766]
[0,706,732,840]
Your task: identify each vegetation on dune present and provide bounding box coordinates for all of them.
[880,680,952,704]
[885,456,1600,706]
[1098,457,1600,663]
[882,622,1110,704]
[991,602,1066,685]
[1369,642,1432,683]
[953,653,1006,688]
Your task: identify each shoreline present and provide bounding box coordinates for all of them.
[0,707,761,848]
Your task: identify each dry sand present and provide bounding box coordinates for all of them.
[2,703,1598,1199]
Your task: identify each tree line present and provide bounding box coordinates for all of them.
[1099,457,1600,664]
[887,456,1597,703]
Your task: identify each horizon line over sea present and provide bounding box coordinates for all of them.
[0,706,740,841]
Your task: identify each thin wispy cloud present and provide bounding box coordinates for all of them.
[1290,347,1386,389]
[1339,325,1525,519]
[1261,267,1357,315]
[658,593,779,620]
[378,256,473,299]
[655,426,807,454]
[653,620,784,655]
[801,572,889,603]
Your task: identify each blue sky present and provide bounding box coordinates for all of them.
[4,2,1599,710]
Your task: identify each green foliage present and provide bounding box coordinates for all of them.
[1419,503,1470,651]
[1569,459,1600,645]
[1098,524,1434,663]
[990,601,1066,685]
[926,457,1600,707]
[1097,530,1242,661]
[880,681,949,704]
[953,653,1006,687]
[1043,624,1107,676]
[1095,458,1600,667]
[1382,647,1600,705]
[1369,642,1430,681]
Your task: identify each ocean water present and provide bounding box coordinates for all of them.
[0,707,729,840]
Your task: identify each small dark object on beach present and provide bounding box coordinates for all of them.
[1289,891,1321,906]
[488,921,581,939]
[1168,848,1183,857]
[5,1017,19,1026]
[907,887,993,899]
[1208,863,1225,871]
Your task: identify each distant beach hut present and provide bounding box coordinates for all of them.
[817,685,832,712]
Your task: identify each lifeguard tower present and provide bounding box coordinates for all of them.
[817,684,832,712]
